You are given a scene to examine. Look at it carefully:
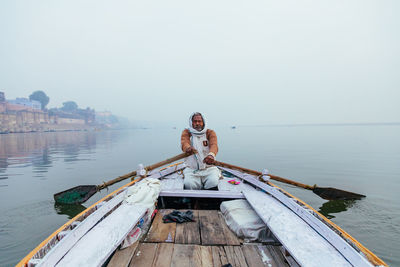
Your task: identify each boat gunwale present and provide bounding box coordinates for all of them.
[263,179,387,266]
[16,180,137,267]
[219,166,387,267]
[16,162,185,267]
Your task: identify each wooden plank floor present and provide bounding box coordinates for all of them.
[143,209,176,243]
[108,209,292,267]
[199,210,229,245]
[175,210,201,244]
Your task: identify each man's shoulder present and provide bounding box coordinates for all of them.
[182,129,190,135]
[206,129,217,136]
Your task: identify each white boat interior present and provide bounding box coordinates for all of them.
[21,162,385,267]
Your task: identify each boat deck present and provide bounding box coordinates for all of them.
[108,209,297,267]
[19,164,385,267]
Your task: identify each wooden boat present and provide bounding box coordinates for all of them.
[17,158,387,267]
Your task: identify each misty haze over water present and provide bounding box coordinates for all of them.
[1,0,399,127]
[0,0,399,265]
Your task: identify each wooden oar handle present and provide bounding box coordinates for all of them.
[213,161,314,190]
[268,174,315,190]
[97,152,190,190]
[97,171,138,190]
[144,152,190,172]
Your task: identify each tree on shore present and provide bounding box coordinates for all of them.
[61,101,78,112]
[29,90,50,110]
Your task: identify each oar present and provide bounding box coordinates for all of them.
[214,161,366,200]
[54,152,189,204]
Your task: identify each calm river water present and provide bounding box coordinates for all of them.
[0,126,399,266]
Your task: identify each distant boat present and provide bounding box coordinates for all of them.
[231,126,236,129]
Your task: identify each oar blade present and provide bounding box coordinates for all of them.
[54,185,98,204]
[313,187,366,200]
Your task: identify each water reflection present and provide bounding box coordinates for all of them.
[0,131,98,178]
[0,158,8,172]
[318,199,356,219]
[54,203,87,219]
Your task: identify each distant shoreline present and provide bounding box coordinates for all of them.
[238,122,400,128]
[0,124,102,135]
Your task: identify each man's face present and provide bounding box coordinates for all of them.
[192,115,204,131]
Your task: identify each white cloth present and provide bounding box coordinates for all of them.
[121,178,161,248]
[186,133,210,170]
[185,112,214,170]
[220,199,269,242]
[183,166,220,189]
[124,178,161,208]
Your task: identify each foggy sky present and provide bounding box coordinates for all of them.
[0,0,399,127]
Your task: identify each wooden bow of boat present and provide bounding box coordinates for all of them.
[18,159,386,267]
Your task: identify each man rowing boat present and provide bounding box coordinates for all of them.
[181,112,220,190]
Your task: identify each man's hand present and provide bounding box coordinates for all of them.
[203,155,215,165]
[185,146,198,154]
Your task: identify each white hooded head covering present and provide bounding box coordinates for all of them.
[188,112,207,135]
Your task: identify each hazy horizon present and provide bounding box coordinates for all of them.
[1,0,399,127]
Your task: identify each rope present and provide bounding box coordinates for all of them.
[100,181,107,191]
[159,161,183,171]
